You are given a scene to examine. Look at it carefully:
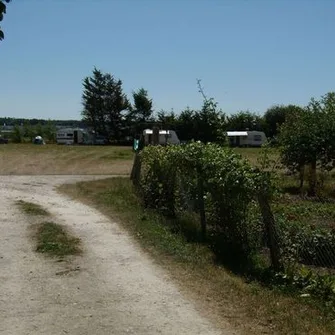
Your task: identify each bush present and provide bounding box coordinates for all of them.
[140,142,263,265]
[276,215,335,268]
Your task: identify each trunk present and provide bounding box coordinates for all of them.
[308,160,317,197]
[257,193,282,271]
[299,164,305,191]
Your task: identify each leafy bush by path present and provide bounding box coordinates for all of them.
[140,142,264,267]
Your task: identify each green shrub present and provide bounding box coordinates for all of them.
[140,142,263,264]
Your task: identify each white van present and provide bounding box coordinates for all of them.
[143,129,180,145]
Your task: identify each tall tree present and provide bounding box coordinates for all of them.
[104,74,130,140]
[226,111,264,131]
[132,88,153,123]
[126,88,153,137]
[157,110,178,130]
[176,108,196,142]
[82,68,106,135]
[280,92,335,196]
[81,68,130,140]
[0,0,11,41]
[193,79,226,143]
[264,104,303,138]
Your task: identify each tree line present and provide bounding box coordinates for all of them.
[81,67,304,144]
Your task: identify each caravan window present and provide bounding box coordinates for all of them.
[254,135,262,141]
[66,133,74,137]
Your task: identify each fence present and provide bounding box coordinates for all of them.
[131,144,335,282]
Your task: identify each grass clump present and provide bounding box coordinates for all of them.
[16,200,50,216]
[36,221,81,257]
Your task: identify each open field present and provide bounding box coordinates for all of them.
[0,144,134,175]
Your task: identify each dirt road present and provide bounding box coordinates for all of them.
[0,176,231,335]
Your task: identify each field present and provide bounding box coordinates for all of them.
[0,143,134,175]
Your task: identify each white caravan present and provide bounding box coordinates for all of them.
[143,129,180,145]
[227,130,267,147]
[56,128,87,145]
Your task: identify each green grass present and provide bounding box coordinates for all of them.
[16,200,50,216]
[59,177,335,335]
[35,221,81,257]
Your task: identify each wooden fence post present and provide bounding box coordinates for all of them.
[130,152,142,188]
[197,169,207,241]
[257,193,282,271]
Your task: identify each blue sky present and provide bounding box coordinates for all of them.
[0,0,334,120]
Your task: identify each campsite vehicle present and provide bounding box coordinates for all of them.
[142,129,180,146]
[56,128,108,145]
[56,128,89,145]
[227,130,267,147]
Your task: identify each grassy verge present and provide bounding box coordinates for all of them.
[35,221,81,257]
[16,200,50,216]
[59,177,335,335]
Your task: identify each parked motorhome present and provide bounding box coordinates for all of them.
[56,128,87,145]
[227,130,267,147]
[143,129,180,145]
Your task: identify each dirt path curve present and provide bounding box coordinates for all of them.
[0,176,233,335]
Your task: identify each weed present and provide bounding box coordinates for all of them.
[35,221,81,257]
[16,200,50,216]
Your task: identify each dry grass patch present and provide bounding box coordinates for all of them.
[0,144,134,175]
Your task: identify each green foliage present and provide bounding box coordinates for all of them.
[8,122,56,143]
[280,92,335,195]
[140,143,263,264]
[81,67,130,140]
[11,124,23,143]
[272,267,335,311]
[0,0,10,41]
[226,110,264,132]
[131,88,153,123]
[276,214,335,268]
[264,104,303,139]
[36,221,81,257]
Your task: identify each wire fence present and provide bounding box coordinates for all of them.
[131,150,335,278]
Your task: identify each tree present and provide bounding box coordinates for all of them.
[127,88,153,137]
[226,111,264,132]
[157,110,178,130]
[193,79,226,143]
[81,68,130,141]
[280,92,335,196]
[176,108,197,142]
[132,88,153,123]
[0,0,11,41]
[264,104,303,139]
[193,99,226,144]
[104,74,130,141]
